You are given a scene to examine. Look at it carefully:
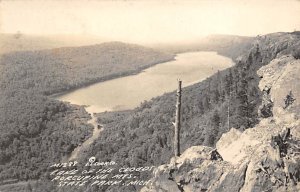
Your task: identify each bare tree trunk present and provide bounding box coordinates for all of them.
[174,79,182,157]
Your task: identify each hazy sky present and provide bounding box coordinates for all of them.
[1,0,300,43]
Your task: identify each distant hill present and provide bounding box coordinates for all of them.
[150,34,254,60]
[0,33,253,61]
[0,33,105,55]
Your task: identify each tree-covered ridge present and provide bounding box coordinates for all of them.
[152,34,255,60]
[0,42,174,182]
[79,32,300,192]
[0,42,174,95]
[0,33,105,55]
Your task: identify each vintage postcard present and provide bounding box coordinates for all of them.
[0,0,300,191]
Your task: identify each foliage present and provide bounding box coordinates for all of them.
[292,48,300,59]
[284,91,296,109]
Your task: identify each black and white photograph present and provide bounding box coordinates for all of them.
[0,0,300,191]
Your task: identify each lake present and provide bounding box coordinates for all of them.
[55,51,234,114]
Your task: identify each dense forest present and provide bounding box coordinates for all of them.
[77,32,300,192]
[0,42,174,183]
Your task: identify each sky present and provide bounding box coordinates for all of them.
[1,0,300,44]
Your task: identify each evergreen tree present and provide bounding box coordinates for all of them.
[205,110,220,146]
[225,69,233,96]
[236,72,252,128]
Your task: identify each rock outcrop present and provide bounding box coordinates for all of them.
[142,35,300,192]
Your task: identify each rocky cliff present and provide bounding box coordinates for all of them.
[141,35,300,192]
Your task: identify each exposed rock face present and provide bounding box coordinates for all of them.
[257,55,300,120]
[141,146,248,192]
[142,35,300,192]
[141,146,242,192]
[218,55,300,192]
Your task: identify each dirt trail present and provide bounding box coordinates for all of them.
[68,107,103,161]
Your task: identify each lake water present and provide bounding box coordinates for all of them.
[55,51,234,114]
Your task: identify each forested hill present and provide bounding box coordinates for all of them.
[151,34,254,60]
[0,42,175,95]
[0,33,253,59]
[0,42,174,183]
[78,32,300,192]
[0,33,105,55]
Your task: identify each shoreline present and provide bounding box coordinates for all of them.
[51,51,234,100]
[53,51,234,113]
[49,57,176,98]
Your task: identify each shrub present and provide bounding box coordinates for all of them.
[292,49,300,59]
